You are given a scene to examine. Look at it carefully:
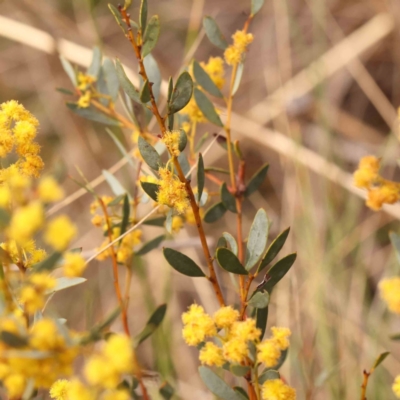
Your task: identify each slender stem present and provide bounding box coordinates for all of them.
[360,369,371,400]
[254,365,261,400]
[91,99,137,130]
[98,198,130,335]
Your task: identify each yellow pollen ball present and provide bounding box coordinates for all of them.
[199,342,225,367]
[393,375,400,398]
[261,379,296,400]
[44,215,77,251]
[63,252,86,277]
[38,176,65,203]
[213,306,239,329]
[379,277,400,314]
[49,379,71,400]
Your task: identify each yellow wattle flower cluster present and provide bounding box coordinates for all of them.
[162,130,181,157]
[354,155,400,210]
[0,100,44,178]
[257,327,291,368]
[262,379,296,400]
[0,317,78,398]
[393,375,400,399]
[224,30,254,66]
[379,277,400,314]
[0,239,46,269]
[76,72,96,109]
[63,251,87,277]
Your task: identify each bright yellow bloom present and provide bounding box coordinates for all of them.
[77,91,91,108]
[230,319,261,342]
[354,156,380,189]
[393,375,400,398]
[224,30,254,66]
[0,185,11,207]
[66,380,95,400]
[262,379,296,400]
[224,46,242,66]
[233,31,254,51]
[257,339,281,368]
[50,379,71,400]
[181,97,206,123]
[222,337,249,364]
[200,56,225,89]
[85,355,120,388]
[163,130,181,156]
[3,374,26,399]
[21,274,56,314]
[213,306,239,329]
[199,342,225,367]
[44,215,77,251]
[63,252,86,277]
[182,304,216,346]
[91,214,103,227]
[271,327,291,350]
[157,167,190,214]
[366,183,400,210]
[77,72,96,90]
[379,277,400,314]
[171,216,184,233]
[38,176,65,203]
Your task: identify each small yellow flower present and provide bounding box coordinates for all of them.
[393,375,400,398]
[163,130,181,157]
[38,176,64,203]
[3,374,26,399]
[224,45,242,66]
[103,334,133,373]
[257,339,281,368]
[222,337,249,364]
[77,72,96,91]
[50,379,70,400]
[200,56,225,89]
[182,304,216,346]
[63,252,86,277]
[232,30,254,51]
[213,306,239,329]
[44,215,77,251]
[271,326,291,350]
[91,214,103,227]
[230,319,261,342]
[77,91,91,108]
[66,380,94,400]
[199,342,225,367]
[261,379,296,400]
[171,215,184,233]
[366,183,400,210]
[353,156,380,189]
[379,277,400,314]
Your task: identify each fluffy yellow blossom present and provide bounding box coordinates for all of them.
[117,230,142,263]
[3,373,26,399]
[77,72,96,90]
[1,239,46,268]
[222,337,249,364]
[182,304,216,346]
[77,91,91,108]
[171,216,184,233]
[181,97,206,123]
[91,214,103,227]
[44,215,77,251]
[65,380,95,400]
[157,167,190,214]
[85,355,120,388]
[230,319,261,342]
[271,327,291,350]
[63,252,86,277]
[366,183,400,210]
[224,46,243,66]
[0,185,11,207]
[50,379,71,400]
[262,379,296,400]
[213,306,239,329]
[200,56,225,89]
[257,339,281,368]
[7,202,44,245]
[354,156,380,189]
[393,375,400,398]
[38,176,64,203]
[224,30,254,66]
[232,31,254,51]
[379,277,400,314]
[163,130,181,156]
[199,342,225,367]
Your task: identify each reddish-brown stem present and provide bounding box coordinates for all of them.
[360,369,371,400]
[98,198,130,335]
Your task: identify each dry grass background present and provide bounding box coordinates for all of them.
[2,0,400,398]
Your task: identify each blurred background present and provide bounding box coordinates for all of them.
[2,0,400,398]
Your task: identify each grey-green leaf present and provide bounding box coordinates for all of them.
[135,303,167,344]
[142,15,160,58]
[194,88,223,127]
[197,154,205,204]
[67,103,120,126]
[140,181,159,202]
[248,291,269,309]
[222,232,238,255]
[140,0,148,32]
[102,170,129,197]
[255,306,268,339]
[203,201,226,223]
[245,163,269,197]
[245,208,269,270]
[221,182,237,213]
[48,277,87,294]
[259,370,280,385]
[142,216,165,227]
[103,58,120,100]
[193,60,223,98]
[203,16,228,50]
[109,4,126,33]
[60,56,77,86]
[136,235,165,256]
[177,152,191,179]
[178,129,187,152]
[199,366,243,400]
[230,365,250,377]
[87,46,102,78]
[140,80,151,103]
[119,194,130,241]
[232,63,244,95]
[169,72,193,114]
[115,59,141,103]
[251,0,265,15]
[216,248,248,275]
[33,252,62,272]
[390,231,400,266]
[373,352,390,369]
[163,248,205,277]
[159,381,174,400]
[138,136,162,170]
[258,227,290,273]
[263,253,297,292]
[143,54,161,101]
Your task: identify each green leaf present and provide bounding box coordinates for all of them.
[222,232,238,255]
[193,60,223,98]
[105,128,136,169]
[108,4,126,33]
[195,132,209,152]
[136,235,165,256]
[115,59,141,103]
[140,0,148,33]
[373,352,390,369]
[48,277,87,294]
[177,152,191,179]
[143,54,161,101]
[233,387,249,400]
[259,370,280,385]
[103,58,120,100]
[203,16,228,50]
[232,63,244,95]
[199,366,243,400]
[142,15,160,58]
[165,209,173,234]
[204,201,227,223]
[169,72,193,114]
[87,46,102,78]
[163,248,205,277]
[204,167,229,174]
[390,231,400,266]
[255,306,268,339]
[159,381,174,400]
[246,209,269,270]
[178,129,187,152]
[251,0,265,15]
[108,194,125,206]
[262,253,297,293]
[197,154,205,205]
[60,56,77,86]
[124,0,132,10]
[138,136,162,170]
[245,163,269,197]
[142,216,165,227]
[119,195,130,241]
[67,103,120,126]
[194,88,223,127]
[258,228,290,273]
[140,80,151,103]
[33,252,62,272]
[216,248,248,275]
[0,331,28,348]
[56,88,74,95]
[248,291,270,309]
[135,304,167,344]
[102,170,129,197]
[221,182,237,213]
[140,181,159,202]
[230,364,250,377]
